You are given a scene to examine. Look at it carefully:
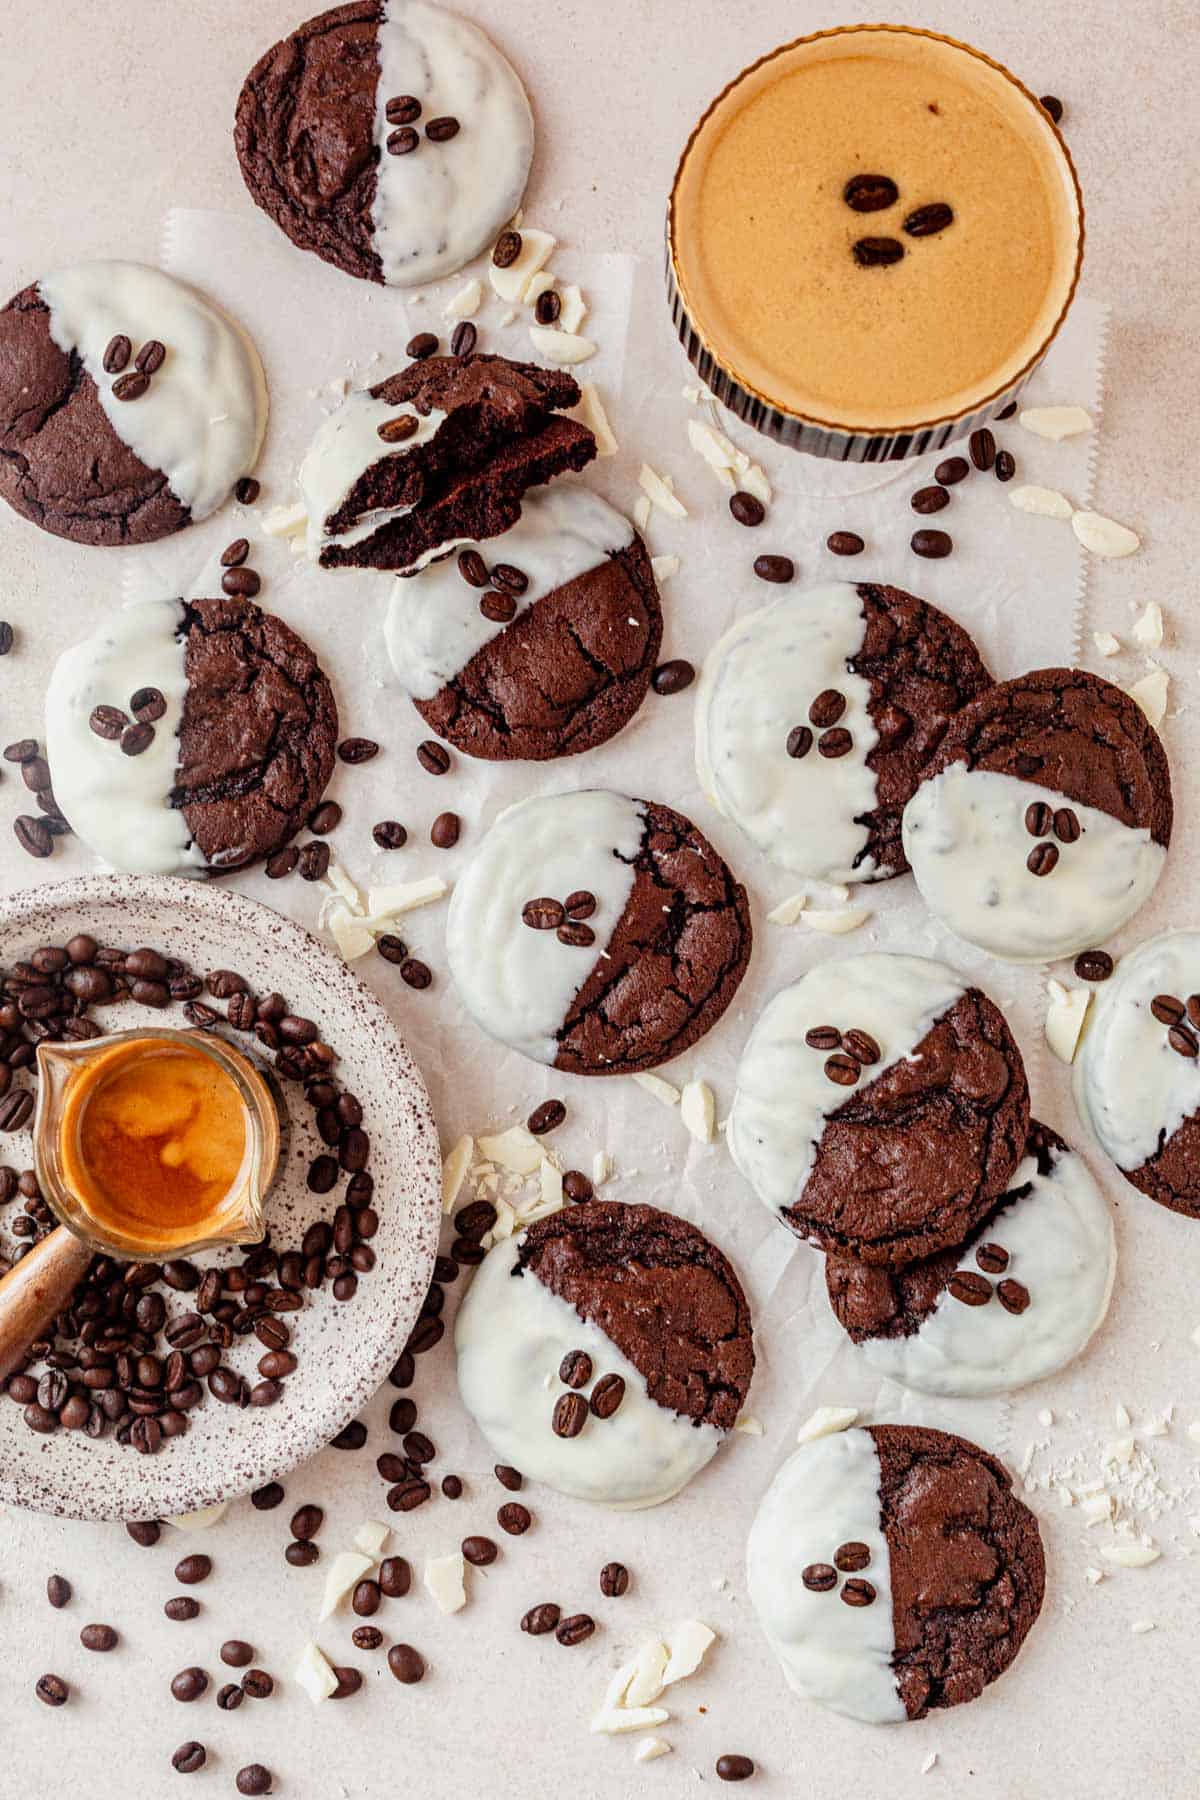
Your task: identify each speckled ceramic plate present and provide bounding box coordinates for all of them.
[0,874,441,1520]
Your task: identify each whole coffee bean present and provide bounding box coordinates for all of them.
[599,1561,630,1597]
[406,333,439,360]
[222,1640,254,1668]
[555,1613,595,1646]
[450,321,477,357]
[14,816,53,860]
[842,1028,880,1065]
[1040,94,1064,123]
[135,339,166,375]
[416,739,451,775]
[388,1643,425,1684]
[165,1595,201,1621]
[337,736,379,765]
[388,1479,431,1513]
[752,553,794,583]
[559,1349,592,1389]
[521,1603,560,1635]
[997,1278,1031,1315]
[1054,806,1081,844]
[852,236,904,266]
[534,289,561,324]
[563,1169,594,1204]
[0,621,11,655]
[217,1682,244,1711]
[589,1373,625,1419]
[1074,949,1114,983]
[425,115,460,141]
[307,800,342,836]
[353,1626,384,1651]
[826,531,864,556]
[113,370,150,401]
[175,1554,211,1585]
[910,528,953,558]
[527,1098,566,1136]
[948,1270,993,1307]
[36,1673,69,1706]
[842,172,899,212]
[172,1742,206,1774]
[903,202,954,237]
[379,1556,412,1598]
[716,1754,756,1782]
[251,1481,285,1511]
[969,427,996,471]
[493,229,523,268]
[90,703,128,740]
[126,1520,161,1547]
[353,1579,382,1617]
[103,333,132,372]
[976,1242,1010,1275]
[285,1540,319,1567]
[298,840,331,882]
[373,820,408,850]
[824,1052,860,1087]
[441,1474,463,1499]
[994,449,1016,482]
[47,1573,72,1609]
[497,1502,531,1535]
[552,1391,588,1438]
[386,93,421,124]
[265,847,298,878]
[234,476,260,504]
[221,566,261,599]
[911,484,950,514]
[242,1669,274,1699]
[332,1666,363,1699]
[430,811,460,849]
[1027,841,1059,877]
[462,1535,498,1566]
[400,959,432,991]
[291,1503,324,1540]
[651,658,695,696]
[80,1622,118,1652]
[729,491,765,527]
[171,1667,209,1702]
[388,125,419,155]
[236,1767,274,1797]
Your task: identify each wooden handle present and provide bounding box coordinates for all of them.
[0,1228,93,1385]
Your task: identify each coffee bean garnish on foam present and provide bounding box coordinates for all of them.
[0,938,386,1452]
[801,1542,877,1606]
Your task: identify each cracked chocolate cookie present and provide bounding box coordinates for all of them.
[445,789,753,1075]
[1074,928,1200,1218]
[904,667,1172,962]
[235,0,533,288]
[385,485,662,759]
[0,263,266,548]
[825,1122,1115,1395]
[455,1200,754,1507]
[298,352,595,573]
[728,952,1029,1265]
[695,581,991,884]
[46,596,337,875]
[748,1422,1044,1722]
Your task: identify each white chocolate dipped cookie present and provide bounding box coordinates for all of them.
[455,1202,754,1509]
[694,581,990,884]
[0,262,266,547]
[236,0,533,288]
[903,668,1171,963]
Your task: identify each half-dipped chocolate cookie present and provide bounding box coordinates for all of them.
[46,596,337,875]
[0,263,266,547]
[728,952,1029,1265]
[455,1201,754,1508]
[235,0,533,287]
[445,789,753,1075]
[1074,930,1200,1218]
[385,486,662,759]
[903,668,1171,962]
[695,581,991,884]
[747,1424,1044,1723]
[825,1123,1115,1395]
[298,352,595,572]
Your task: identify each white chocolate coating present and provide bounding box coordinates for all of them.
[39,262,266,521]
[728,954,966,1219]
[385,485,634,698]
[1074,931,1200,1172]
[297,387,447,561]
[455,1233,723,1509]
[747,1429,905,1725]
[445,789,642,1065]
[695,583,880,883]
[45,598,205,877]
[856,1138,1115,1397]
[371,1,533,287]
[903,764,1167,964]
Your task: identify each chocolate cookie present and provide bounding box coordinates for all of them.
[385,485,662,759]
[904,667,1171,962]
[445,789,753,1075]
[298,352,595,572]
[825,1122,1115,1395]
[747,1423,1045,1723]
[695,581,991,884]
[455,1200,754,1507]
[728,952,1029,1264]
[0,263,266,548]
[46,596,337,876]
[1074,929,1200,1218]
[235,0,533,287]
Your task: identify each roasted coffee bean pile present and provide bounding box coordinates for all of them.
[0,935,382,1451]
[5,736,72,862]
[103,332,167,403]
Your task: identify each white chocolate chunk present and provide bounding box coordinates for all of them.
[633,495,651,532]
[324,858,365,914]
[735,1412,765,1436]
[1072,510,1140,558]
[1019,405,1093,440]
[318,1552,374,1621]
[262,501,309,537]
[353,1520,391,1559]
[680,1079,716,1143]
[740,463,772,507]
[1131,1619,1156,1635]
[799,906,872,935]
[626,1639,670,1707]
[660,1620,716,1686]
[634,1738,672,1763]
[488,228,555,302]
[1125,665,1169,728]
[1045,979,1091,1064]
[1100,1541,1161,1567]
[568,382,618,457]
[167,1502,228,1531]
[327,905,376,962]
[294,1641,339,1704]
[1132,602,1164,650]
[366,876,450,916]
[1086,1567,1104,1585]
[476,1125,544,1174]
[796,1404,858,1444]
[529,324,597,365]
[638,465,688,520]
[1093,630,1122,657]
[424,1552,466,1615]
[441,1135,474,1213]
[632,1071,681,1107]
[442,279,483,320]
[591,1702,671,1736]
[538,1160,564,1211]
[766,892,809,926]
[558,285,588,334]
[650,555,679,582]
[592,1150,612,1186]
[1009,484,1074,519]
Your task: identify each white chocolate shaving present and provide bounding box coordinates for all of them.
[1072,510,1140,558]
[799,906,872,935]
[529,324,597,365]
[1009,484,1074,519]
[442,279,483,320]
[632,1071,681,1107]
[796,1405,858,1444]
[680,1079,716,1143]
[1131,602,1164,651]
[424,1552,466,1615]
[1045,979,1091,1064]
[568,381,618,456]
[1019,405,1093,440]
[488,228,555,302]
[1125,665,1169,728]
[442,1135,474,1213]
[1093,631,1122,657]
[318,1551,373,1621]
[294,1641,339,1704]
[638,465,688,520]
